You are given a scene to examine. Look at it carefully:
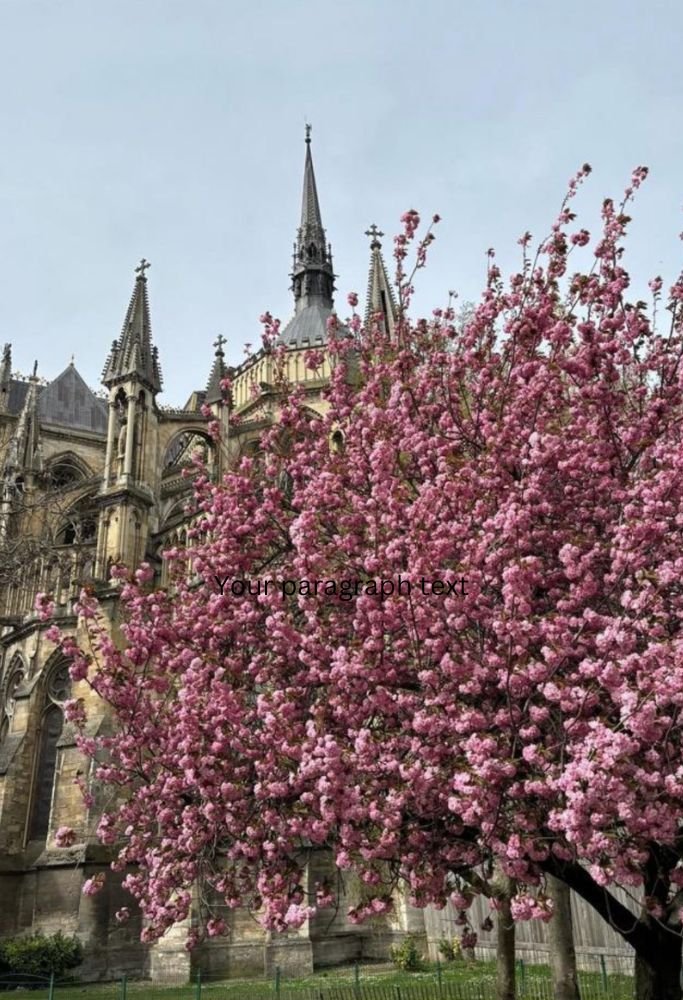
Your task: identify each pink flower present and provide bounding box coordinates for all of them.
[55,826,77,848]
[82,873,106,897]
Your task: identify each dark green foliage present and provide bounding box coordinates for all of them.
[0,930,83,978]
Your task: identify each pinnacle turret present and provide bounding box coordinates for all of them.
[205,334,231,405]
[365,225,398,333]
[102,259,162,393]
[0,344,11,413]
[5,363,42,477]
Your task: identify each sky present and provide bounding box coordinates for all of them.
[1,0,683,404]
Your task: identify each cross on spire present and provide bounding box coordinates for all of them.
[213,334,227,353]
[135,258,151,279]
[305,123,312,144]
[365,224,384,248]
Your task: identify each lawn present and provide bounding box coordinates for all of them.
[0,959,635,1000]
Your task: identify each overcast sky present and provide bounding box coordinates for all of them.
[1,0,682,403]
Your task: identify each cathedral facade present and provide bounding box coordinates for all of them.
[0,135,421,982]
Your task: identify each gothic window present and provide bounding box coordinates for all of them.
[0,657,24,746]
[57,514,96,546]
[56,495,98,547]
[48,462,82,489]
[47,662,71,703]
[28,662,71,842]
[163,432,212,472]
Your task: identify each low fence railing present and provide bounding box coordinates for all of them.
[0,959,635,1000]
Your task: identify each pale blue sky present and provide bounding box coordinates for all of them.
[1,0,682,403]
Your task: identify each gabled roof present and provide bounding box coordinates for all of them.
[37,364,107,433]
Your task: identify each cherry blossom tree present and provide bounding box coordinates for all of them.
[46,165,683,1000]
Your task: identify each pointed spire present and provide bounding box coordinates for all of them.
[301,124,324,238]
[0,344,11,412]
[102,258,162,393]
[5,363,42,476]
[205,334,230,405]
[365,225,398,333]
[290,125,335,316]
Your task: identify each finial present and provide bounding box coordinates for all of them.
[70,353,75,366]
[135,258,151,279]
[213,334,227,354]
[31,360,38,378]
[305,123,312,144]
[365,224,384,249]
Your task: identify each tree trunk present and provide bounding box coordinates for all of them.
[496,879,515,1000]
[547,875,580,1000]
[634,925,682,1000]
[543,856,683,1000]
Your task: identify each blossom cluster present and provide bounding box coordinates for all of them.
[47,167,683,955]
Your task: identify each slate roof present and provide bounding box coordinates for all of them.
[279,303,332,348]
[7,379,31,415]
[37,364,107,433]
[6,365,107,434]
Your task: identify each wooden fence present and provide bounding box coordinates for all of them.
[424,889,638,974]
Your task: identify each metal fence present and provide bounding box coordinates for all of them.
[0,962,635,1000]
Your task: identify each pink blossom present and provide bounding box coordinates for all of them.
[82,873,106,897]
[55,826,77,848]
[59,180,683,974]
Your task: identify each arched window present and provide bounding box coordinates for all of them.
[48,463,82,489]
[56,496,98,547]
[163,431,212,472]
[28,662,71,842]
[0,656,25,746]
[46,453,91,490]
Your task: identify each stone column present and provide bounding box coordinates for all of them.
[123,395,137,480]
[103,402,117,485]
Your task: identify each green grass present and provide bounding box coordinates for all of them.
[0,959,635,1000]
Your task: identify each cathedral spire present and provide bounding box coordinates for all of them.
[300,124,324,239]
[290,125,335,316]
[365,225,398,333]
[102,259,162,393]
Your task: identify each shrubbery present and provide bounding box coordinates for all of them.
[0,931,83,979]
[389,934,423,971]
[437,936,462,962]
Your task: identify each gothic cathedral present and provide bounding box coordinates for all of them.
[0,134,423,982]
